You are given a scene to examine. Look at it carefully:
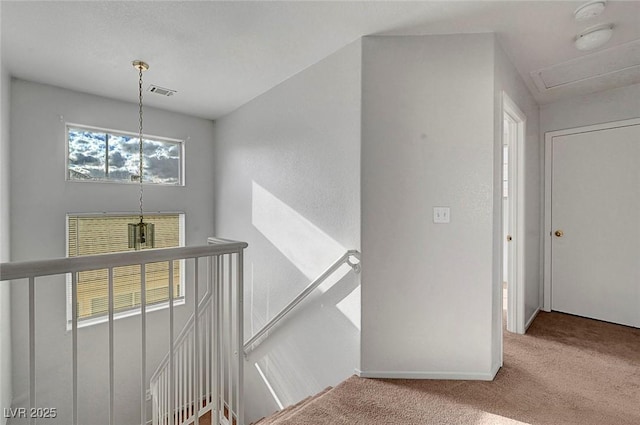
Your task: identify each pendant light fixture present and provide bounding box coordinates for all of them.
[128,60,155,250]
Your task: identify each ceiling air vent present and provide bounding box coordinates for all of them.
[148,85,177,97]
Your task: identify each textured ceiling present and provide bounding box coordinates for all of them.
[2,1,639,119]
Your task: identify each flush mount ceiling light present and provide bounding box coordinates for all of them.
[574,1,607,22]
[575,24,614,51]
[128,60,155,250]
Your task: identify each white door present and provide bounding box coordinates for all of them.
[551,123,640,327]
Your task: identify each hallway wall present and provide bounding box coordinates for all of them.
[540,83,640,133]
[213,41,362,423]
[360,34,500,379]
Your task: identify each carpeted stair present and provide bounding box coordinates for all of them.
[250,386,333,425]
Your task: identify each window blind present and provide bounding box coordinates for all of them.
[67,213,183,321]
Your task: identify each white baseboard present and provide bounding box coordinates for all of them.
[525,307,541,331]
[355,368,498,381]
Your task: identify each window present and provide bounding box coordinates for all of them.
[66,124,183,185]
[66,213,185,327]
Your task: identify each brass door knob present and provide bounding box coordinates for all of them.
[554,230,564,238]
[506,235,513,242]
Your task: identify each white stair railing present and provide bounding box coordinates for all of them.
[150,237,245,425]
[0,237,247,425]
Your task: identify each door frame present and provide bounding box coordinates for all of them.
[543,117,640,311]
[502,92,526,334]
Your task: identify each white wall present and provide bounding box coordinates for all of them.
[360,35,500,379]
[0,65,12,425]
[213,41,361,423]
[493,40,542,337]
[9,80,215,425]
[540,83,640,133]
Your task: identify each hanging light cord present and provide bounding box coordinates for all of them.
[138,65,144,224]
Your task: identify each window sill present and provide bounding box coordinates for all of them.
[67,297,186,331]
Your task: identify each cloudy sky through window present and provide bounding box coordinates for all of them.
[68,127,180,184]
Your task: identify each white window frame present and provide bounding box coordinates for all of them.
[65,123,185,186]
[65,212,186,330]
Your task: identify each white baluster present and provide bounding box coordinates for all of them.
[29,277,36,425]
[169,261,175,425]
[108,268,115,425]
[141,263,147,425]
[72,272,78,425]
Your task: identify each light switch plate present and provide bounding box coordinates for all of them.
[433,207,450,224]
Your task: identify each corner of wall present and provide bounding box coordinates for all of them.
[0,63,14,421]
[491,35,505,371]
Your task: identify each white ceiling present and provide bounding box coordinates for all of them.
[2,1,639,120]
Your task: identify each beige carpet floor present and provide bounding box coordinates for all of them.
[256,312,640,425]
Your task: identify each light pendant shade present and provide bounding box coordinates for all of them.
[128,221,155,250]
[575,24,613,51]
[128,60,155,249]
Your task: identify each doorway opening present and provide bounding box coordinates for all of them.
[502,92,526,335]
